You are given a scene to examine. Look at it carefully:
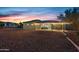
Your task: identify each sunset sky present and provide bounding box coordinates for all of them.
[0,7,71,23]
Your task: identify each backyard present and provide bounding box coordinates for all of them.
[0,28,78,52]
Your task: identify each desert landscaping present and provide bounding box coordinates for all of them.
[0,28,78,52]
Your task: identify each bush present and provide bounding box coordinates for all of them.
[0,22,4,27]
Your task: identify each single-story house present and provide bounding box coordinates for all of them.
[0,22,18,28]
[23,20,73,31]
[4,22,18,28]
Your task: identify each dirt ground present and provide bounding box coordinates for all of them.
[0,28,78,52]
[65,31,79,46]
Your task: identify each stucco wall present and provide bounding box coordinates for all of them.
[23,23,72,31]
[23,23,35,30]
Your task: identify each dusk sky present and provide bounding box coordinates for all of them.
[0,7,71,23]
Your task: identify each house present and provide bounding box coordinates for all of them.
[0,22,18,28]
[23,20,72,31]
[23,20,40,30]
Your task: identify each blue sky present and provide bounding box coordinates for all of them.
[0,7,72,23]
[0,7,71,16]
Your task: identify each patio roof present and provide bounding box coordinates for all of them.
[23,20,72,24]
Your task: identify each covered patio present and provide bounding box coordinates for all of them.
[34,22,72,32]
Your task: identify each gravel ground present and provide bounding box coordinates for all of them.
[0,28,78,52]
[65,31,79,46]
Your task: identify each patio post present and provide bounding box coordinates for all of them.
[62,22,64,32]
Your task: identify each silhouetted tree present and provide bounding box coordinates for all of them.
[19,22,23,28]
[0,22,4,28]
[65,9,72,17]
[17,22,23,28]
[64,8,79,30]
[58,8,79,30]
[57,14,65,20]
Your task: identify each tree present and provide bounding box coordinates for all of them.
[58,7,79,31]
[57,14,65,21]
[70,8,79,30]
[0,22,4,28]
[19,22,23,28]
[65,9,72,18]
[17,22,23,28]
[64,8,79,30]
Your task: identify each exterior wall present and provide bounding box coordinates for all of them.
[4,23,17,28]
[23,23,52,30]
[64,24,73,30]
[23,23,35,30]
[23,22,72,31]
[40,23,52,30]
[34,23,41,30]
[51,23,63,30]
